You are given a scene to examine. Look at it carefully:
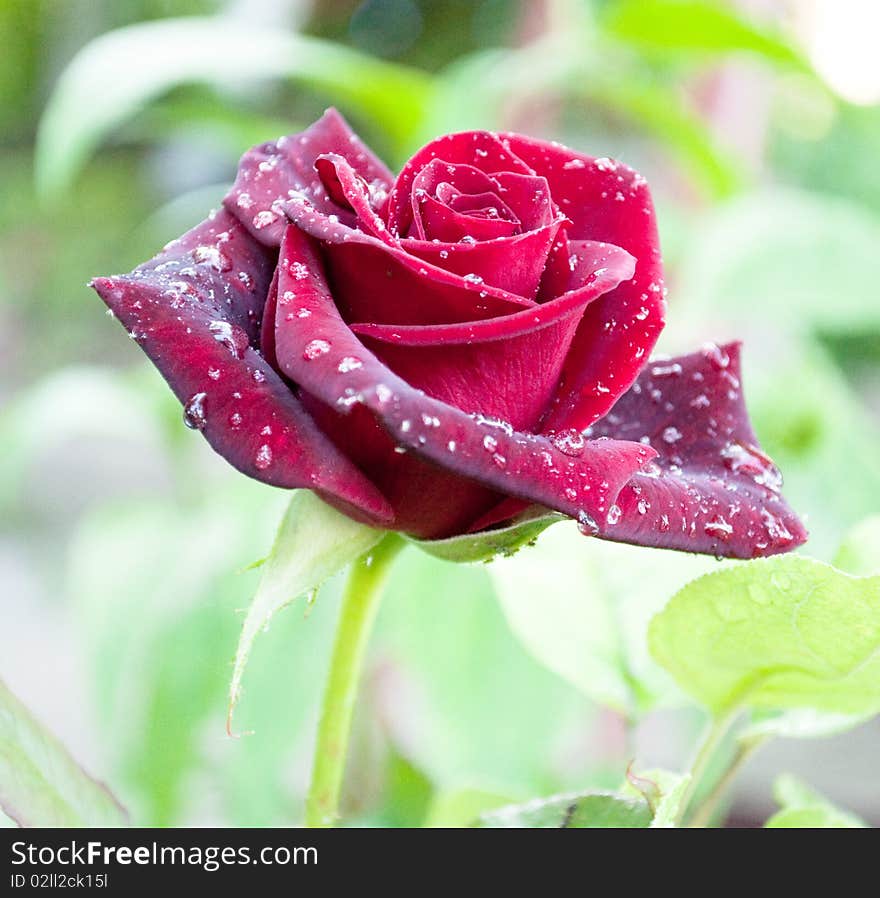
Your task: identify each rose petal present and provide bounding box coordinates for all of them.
[348,242,636,431]
[223,107,394,247]
[416,193,521,242]
[91,210,393,525]
[408,159,520,239]
[313,153,395,243]
[399,224,561,299]
[585,342,807,557]
[285,198,536,324]
[387,130,536,237]
[271,224,655,537]
[502,135,666,431]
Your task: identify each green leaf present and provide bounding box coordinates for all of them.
[408,513,560,563]
[765,774,867,828]
[603,0,808,69]
[35,16,435,198]
[478,791,652,828]
[649,556,880,716]
[0,678,126,827]
[835,516,880,577]
[488,522,714,715]
[227,490,382,734]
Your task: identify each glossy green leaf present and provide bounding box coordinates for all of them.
[228,490,382,734]
[488,522,714,715]
[36,16,435,198]
[0,678,126,827]
[478,791,652,828]
[604,0,808,69]
[649,556,880,715]
[765,774,867,828]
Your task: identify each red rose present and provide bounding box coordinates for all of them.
[93,109,805,557]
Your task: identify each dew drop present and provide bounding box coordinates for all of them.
[704,515,733,540]
[548,428,586,457]
[337,356,363,373]
[255,444,273,470]
[303,339,331,360]
[183,392,207,430]
[577,510,599,536]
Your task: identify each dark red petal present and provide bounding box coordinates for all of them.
[91,211,393,525]
[349,248,633,432]
[585,342,807,557]
[416,193,520,242]
[259,265,280,370]
[387,130,535,236]
[502,134,666,431]
[490,170,558,231]
[285,199,535,324]
[408,159,517,238]
[399,223,560,299]
[313,153,394,243]
[223,107,394,247]
[272,224,655,537]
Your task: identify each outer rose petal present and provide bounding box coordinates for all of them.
[273,225,656,537]
[502,134,666,431]
[223,108,394,247]
[91,210,393,526]
[585,343,807,557]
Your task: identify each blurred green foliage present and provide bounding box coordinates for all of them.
[1,0,879,827]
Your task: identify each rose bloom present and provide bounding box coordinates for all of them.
[93,109,805,558]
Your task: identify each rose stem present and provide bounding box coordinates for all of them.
[305,532,405,828]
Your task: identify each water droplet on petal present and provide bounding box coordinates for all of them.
[183,392,207,430]
[548,428,586,457]
[255,444,273,470]
[303,339,331,360]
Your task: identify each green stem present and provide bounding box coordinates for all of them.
[687,738,763,829]
[305,533,405,828]
[674,712,737,827]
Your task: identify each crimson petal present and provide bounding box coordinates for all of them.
[285,198,535,324]
[502,135,666,431]
[586,342,807,557]
[223,107,394,247]
[348,242,635,431]
[91,210,393,525]
[273,225,656,536]
[386,130,536,237]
